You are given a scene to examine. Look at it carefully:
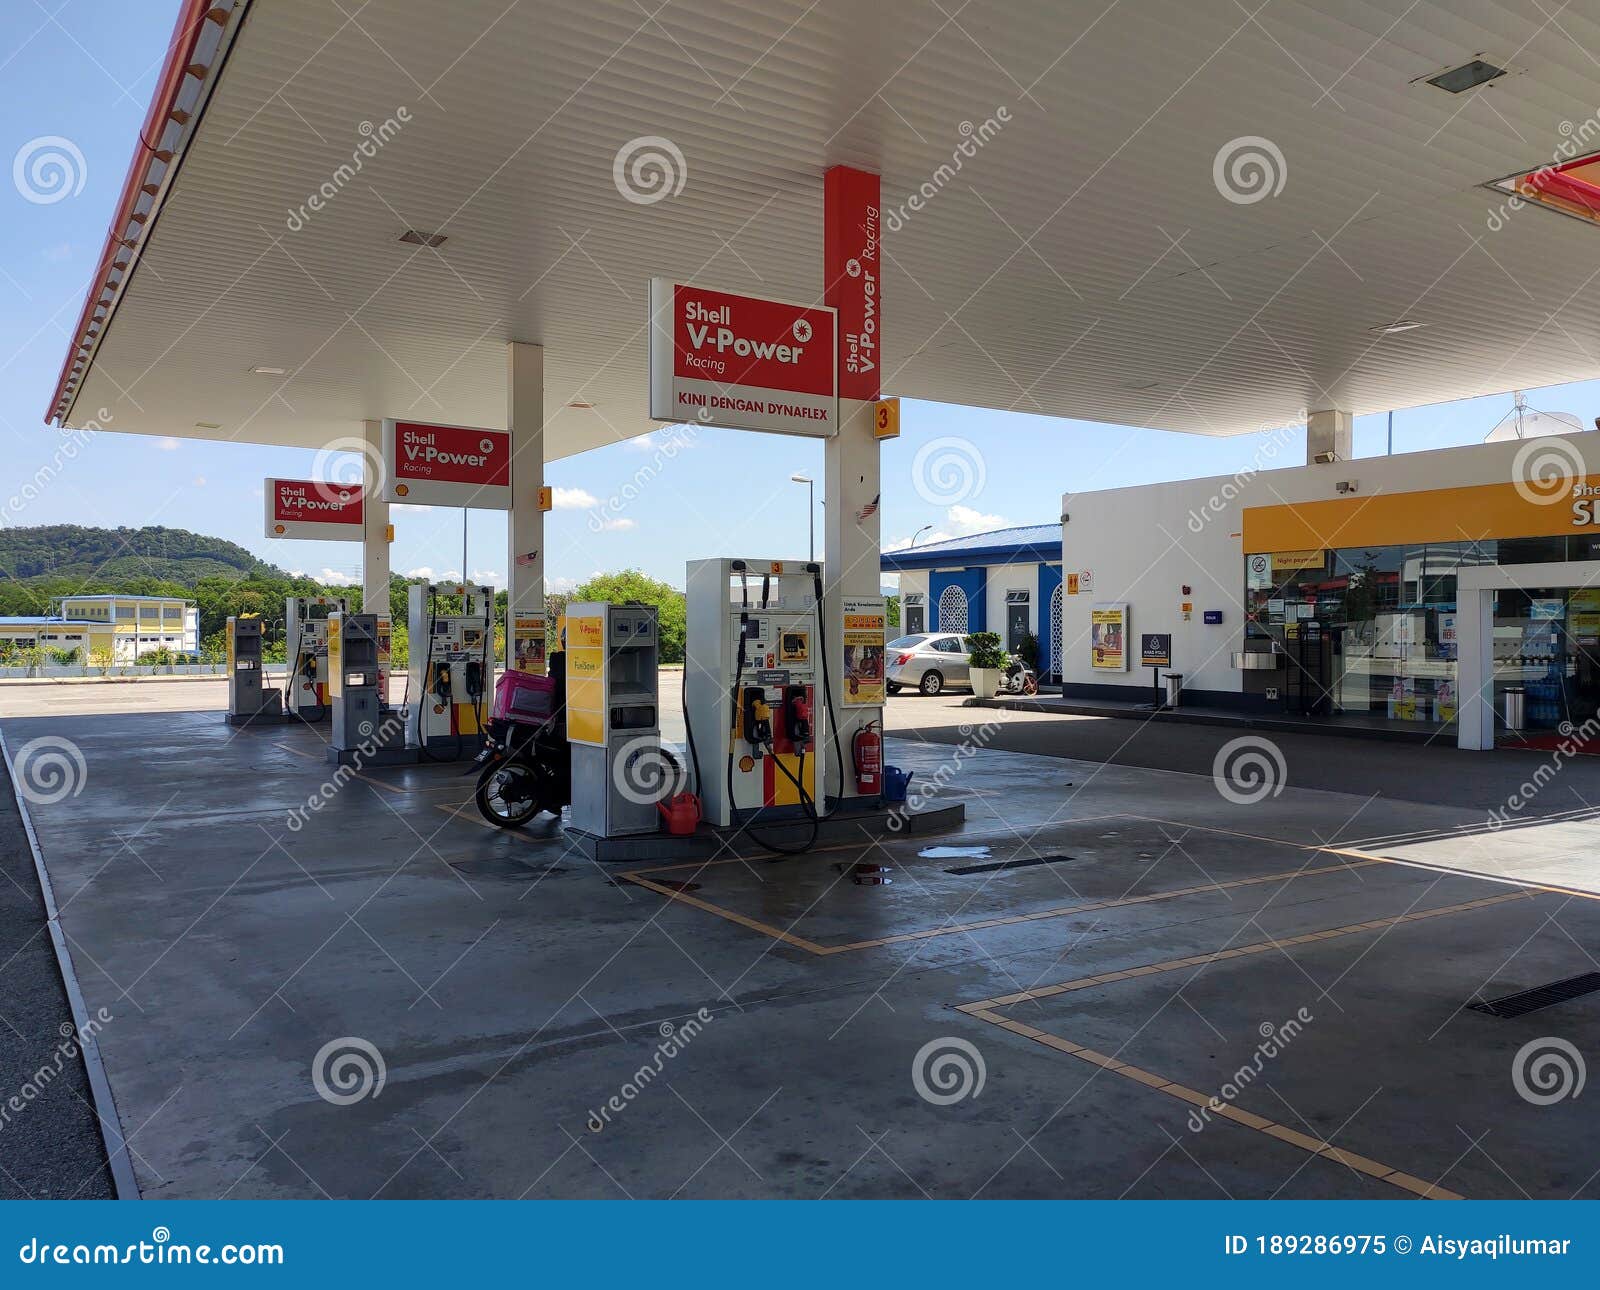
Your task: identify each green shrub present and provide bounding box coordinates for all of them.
[964,631,1007,670]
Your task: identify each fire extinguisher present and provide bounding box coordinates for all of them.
[852,720,882,794]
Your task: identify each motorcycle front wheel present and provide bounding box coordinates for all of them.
[475,762,543,828]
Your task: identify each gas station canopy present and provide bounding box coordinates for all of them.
[49,0,1600,457]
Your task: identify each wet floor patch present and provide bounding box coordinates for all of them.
[917,845,991,860]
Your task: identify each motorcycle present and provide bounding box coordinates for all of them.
[472,654,572,829]
[997,653,1039,696]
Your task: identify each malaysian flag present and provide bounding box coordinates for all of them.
[856,493,879,521]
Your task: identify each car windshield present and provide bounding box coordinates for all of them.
[887,635,930,649]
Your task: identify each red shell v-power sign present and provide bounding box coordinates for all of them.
[649,279,838,437]
[381,419,513,509]
[824,165,881,402]
[264,477,364,541]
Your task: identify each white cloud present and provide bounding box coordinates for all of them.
[553,486,598,509]
[469,569,504,586]
[191,476,207,487]
[157,437,180,451]
[598,516,636,531]
[546,575,580,594]
[947,504,1008,535]
[883,530,951,552]
[42,242,72,263]
[404,566,464,582]
[320,569,358,586]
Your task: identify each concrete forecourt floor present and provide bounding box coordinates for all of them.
[2,681,1598,1199]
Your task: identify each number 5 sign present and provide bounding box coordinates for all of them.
[874,397,900,439]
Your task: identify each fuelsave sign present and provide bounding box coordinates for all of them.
[381,419,513,509]
[264,477,364,542]
[649,278,838,437]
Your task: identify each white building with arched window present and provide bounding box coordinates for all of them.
[882,525,1064,681]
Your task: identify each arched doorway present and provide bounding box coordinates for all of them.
[1048,583,1063,682]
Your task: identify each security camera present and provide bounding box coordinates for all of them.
[1312,450,1337,464]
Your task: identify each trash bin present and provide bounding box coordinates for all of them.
[1163,672,1183,709]
[1502,687,1525,732]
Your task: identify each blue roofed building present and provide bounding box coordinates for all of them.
[882,524,1064,680]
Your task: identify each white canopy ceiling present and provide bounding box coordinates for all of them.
[54,0,1600,459]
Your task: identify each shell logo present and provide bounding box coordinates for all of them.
[432,703,445,714]
[274,523,286,534]
[395,483,410,497]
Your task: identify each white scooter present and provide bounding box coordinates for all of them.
[997,654,1039,696]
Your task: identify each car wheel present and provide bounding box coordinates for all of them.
[919,670,944,696]
[885,682,901,695]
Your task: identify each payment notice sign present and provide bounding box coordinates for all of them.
[382,419,513,509]
[264,477,363,542]
[649,278,838,437]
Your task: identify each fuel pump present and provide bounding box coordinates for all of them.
[684,558,830,852]
[225,615,283,725]
[283,594,347,721]
[406,580,494,759]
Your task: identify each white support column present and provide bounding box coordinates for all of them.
[1306,409,1352,463]
[361,418,390,615]
[506,342,545,670]
[823,397,881,804]
[1457,585,1493,751]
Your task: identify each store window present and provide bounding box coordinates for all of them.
[1244,540,1498,731]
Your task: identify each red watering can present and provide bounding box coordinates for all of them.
[657,793,702,836]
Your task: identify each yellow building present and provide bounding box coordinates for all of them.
[0,595,199,663]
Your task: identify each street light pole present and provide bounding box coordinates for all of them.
[910,523,933,548]
[791,474,815,561]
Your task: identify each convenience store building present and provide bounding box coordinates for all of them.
[1058,429,1600,750]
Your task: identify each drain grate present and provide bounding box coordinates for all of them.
[1469,972,1600,1018]
[945,854,1075,876]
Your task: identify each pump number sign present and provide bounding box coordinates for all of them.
[382,419,513,509]
[649,278,838,437]
[265,477,364,542]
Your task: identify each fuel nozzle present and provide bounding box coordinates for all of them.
[783,685,812,745]
[741,689,773,751]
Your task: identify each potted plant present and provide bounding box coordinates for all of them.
[964,631,1007,698]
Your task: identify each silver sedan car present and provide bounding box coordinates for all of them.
[884,633,970,696]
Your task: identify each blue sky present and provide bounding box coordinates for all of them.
[4,1,1598,594]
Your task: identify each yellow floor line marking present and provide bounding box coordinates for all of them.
[960,890,1534,1201]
